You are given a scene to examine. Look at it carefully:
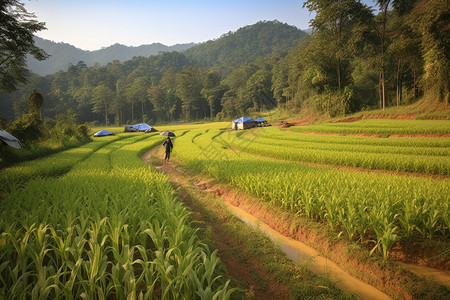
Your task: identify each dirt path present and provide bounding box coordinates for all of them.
[143,147,401,299]
[143,147,293,300]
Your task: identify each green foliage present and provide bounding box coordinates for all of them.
[47,114,90,142]
[0,0,48,91]
[172,125,449,261]
[185,20,305,72]
[7,113,45,145]
[28,90,44,116]
[1,5,449,125]
[412,0,450,104]
[1,113,91,168]
[0,134,237,298]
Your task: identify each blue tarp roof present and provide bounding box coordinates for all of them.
[130,123,153,131]
[94,130,113,137]
[256,118,266,122]
[232,117,256,123]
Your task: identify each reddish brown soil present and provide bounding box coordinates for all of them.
[302,131,382,138]
[388,133,450,138]
[290,115,313,125]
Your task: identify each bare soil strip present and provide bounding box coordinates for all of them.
[299,131,450,138]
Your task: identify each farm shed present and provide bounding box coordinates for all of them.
[256,118,270,127]
[124,123,156,132]
[232,117,257,130]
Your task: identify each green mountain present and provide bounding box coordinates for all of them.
[26,36,196,76]
[184,20,306,70]
[27,20,306,76]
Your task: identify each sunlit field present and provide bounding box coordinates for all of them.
[1,119,449,298]
[0,132,235,298]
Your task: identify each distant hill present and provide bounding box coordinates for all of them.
[184,20,307,70]
[27,36,196,76]
[26,20,306,76]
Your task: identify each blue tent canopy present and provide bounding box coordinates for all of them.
[132,123,152,131]
[232,117,256,123]
[256,118,266,122]
[124,123,154,132]
[94,130,114,137]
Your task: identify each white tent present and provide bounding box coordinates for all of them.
[0,130,23,149]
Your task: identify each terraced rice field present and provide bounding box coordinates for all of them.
[173,122,449,261]
[0,119,449,299]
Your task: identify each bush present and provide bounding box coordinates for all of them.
[7,113,46,146]
[1,113,91,168]
[49,114,90,141]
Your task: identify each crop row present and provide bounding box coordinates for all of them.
[290,119,450,135]
[0,134,131,194]
[0,134,235,299]
[228,131,449,175]
[248,129,449,157]
[258,126,450,148]
[173,129,450,259]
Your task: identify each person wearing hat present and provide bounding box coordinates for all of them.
[162,137,173,162]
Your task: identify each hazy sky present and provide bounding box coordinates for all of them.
[26,0,377,51]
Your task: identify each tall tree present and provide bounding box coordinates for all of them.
[92,84,114,125]
[388,7,421,106]
[176,66,207,120]
[147,85,166,121]
[28,90,43,118]
[244,69,274,111]
[375,0,392,110]
[304,0,373,91]
[201,71,227,118]
[128,76,150,122]
[413,0,449,105]
[111,79,127,124]
[1,0,48,91]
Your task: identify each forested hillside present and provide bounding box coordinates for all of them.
[1,0,449,127]
[184,20,306,72]
[26,36,195,76]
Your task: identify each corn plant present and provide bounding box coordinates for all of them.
[0,133,236,298]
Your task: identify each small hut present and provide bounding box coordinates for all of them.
[256,118,270,127]
[231,117,257,130]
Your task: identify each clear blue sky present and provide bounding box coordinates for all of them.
[26,0,377,51]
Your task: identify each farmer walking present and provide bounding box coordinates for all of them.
[162,137,173,163]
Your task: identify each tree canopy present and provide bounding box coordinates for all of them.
[0,0,48,92]
[1,3,448,125]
